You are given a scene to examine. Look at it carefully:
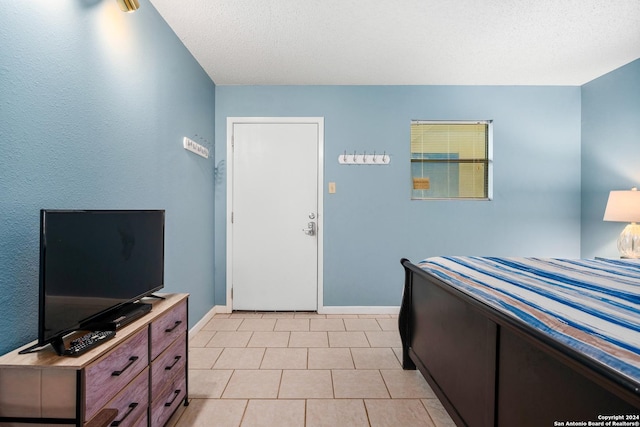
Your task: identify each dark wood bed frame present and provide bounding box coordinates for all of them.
[399,258,640,427]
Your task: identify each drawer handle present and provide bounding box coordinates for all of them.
[110,402,138,427]
[164,389,181,407]
[111,356,139,376]
[165,320,182,333]
[165,355,182,370]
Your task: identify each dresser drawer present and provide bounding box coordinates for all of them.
[132,411,148,427]
[88,367,149,427]
[150,300,187,360]
[84,328,149,421]
[150,332,186,401]
[150,372,186,427]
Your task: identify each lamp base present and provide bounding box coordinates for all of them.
[617,223,640,259]
[117,0,140,12]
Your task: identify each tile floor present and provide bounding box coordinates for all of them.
[168,312,456,427]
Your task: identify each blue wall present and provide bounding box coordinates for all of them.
[581,59,640,258]
[0,1,216,354]
[215,85,582,306]
[1,1,633,356]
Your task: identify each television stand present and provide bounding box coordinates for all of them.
[51,335,66,356]
[17,337,69,355]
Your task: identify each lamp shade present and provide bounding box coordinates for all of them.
[603,189,640,223]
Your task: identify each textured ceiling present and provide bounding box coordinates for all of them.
[149,0,640,86]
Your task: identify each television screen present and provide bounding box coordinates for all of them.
[38,210,165,348]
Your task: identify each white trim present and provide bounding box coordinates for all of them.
[215,304,232,315]
[486,120,494,201]
[226,117,325,312]
[188,305,224,339]
[319,306,400,315]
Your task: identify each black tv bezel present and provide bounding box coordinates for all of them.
[37,209,165,350]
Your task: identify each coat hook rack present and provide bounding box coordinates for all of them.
[338,150,390,165]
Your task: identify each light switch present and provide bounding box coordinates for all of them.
[328,182,336,194]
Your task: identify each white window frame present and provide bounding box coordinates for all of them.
[410,120,493,201]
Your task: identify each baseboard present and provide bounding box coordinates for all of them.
[188,305,230,339]
[318,306,400,315]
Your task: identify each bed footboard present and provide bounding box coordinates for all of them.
[400,258,497,427]
[398,258,640,427]
[399,258,415,370]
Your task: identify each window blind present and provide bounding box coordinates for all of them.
[410,121,491,200]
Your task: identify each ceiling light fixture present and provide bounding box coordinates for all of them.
[116,0,140,12]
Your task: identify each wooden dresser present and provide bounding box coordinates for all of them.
[0,293,188,427]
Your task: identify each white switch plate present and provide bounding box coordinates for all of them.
[328,182,336,194]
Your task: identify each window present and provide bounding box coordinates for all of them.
[410,120,492,200]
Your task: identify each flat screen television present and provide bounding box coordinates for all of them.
[33,209,165,355]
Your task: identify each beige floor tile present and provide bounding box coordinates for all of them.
[365,399,435,427]
[202,318,243,331]
[261,312,296,318]
[310,318,346,331]
[189,347,223,369]
[365,331,402,348]
[288,331,328,347]
[293,312,326,318]
[240,399,305,427]
[173,398,247,427]
[206,331,252,348]
[237,318,276,331]
[260,348,307,369]
[351,348,402,369]
[229,312,264,318]
[213,348,266,369]
[306,399,369,427]
[332,370,389,398]
[278,370,333,398]
[422,398,457,427]
[247,331,290,347]
[274,318,310,331]
[392,347,403,365]
[308,348,354,369]
[222,370,282,399]
[189,330,215,347]
[187,314,455,427]
[188,369,233,398]
[328,331,370,348]
[381,369,436,398]
[376,318,399,331]
[344,318,382,331]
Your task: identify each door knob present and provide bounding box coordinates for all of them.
[302,221,316,236]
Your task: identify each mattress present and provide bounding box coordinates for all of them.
[416,257,640,386]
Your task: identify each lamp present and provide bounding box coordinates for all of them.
[603,187,640,258]
[116,0,139,12]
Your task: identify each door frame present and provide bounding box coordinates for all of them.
[226,117,324,312]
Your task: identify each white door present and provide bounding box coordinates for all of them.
[228,118,323,311]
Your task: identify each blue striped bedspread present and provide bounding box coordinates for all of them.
[416,257,640,387]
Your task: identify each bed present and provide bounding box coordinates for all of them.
[398,256,640,427]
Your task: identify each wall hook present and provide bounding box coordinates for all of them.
[337,150,391,165]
